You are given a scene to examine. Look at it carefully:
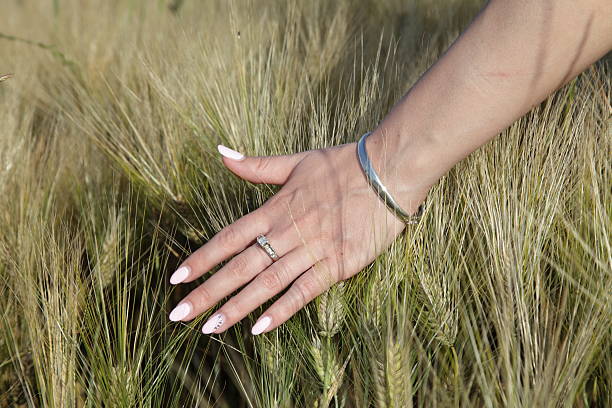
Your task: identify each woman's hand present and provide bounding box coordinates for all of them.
[167,140,429,335]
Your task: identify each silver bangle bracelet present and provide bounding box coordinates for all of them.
[357,131,425,225]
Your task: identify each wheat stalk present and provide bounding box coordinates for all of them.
[309,336,347,407]
[371,355,388,408]
[316,281,346,337]
[386,339,412,408]
[92,211,125,289]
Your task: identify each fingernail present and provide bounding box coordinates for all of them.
[251,315,272,335]
[170,266,190,285]
[217,145,245,161]
[202,312,225,334]
[169,301,192,321]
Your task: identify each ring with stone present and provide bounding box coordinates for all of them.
[256,234,279,262]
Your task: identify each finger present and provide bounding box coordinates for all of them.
[217,144,310,185]
[169,209,271,285]
[249,258,338,335]
[200,243,325,334]
[169,229,298,322]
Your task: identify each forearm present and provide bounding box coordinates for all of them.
[367,0,612,210]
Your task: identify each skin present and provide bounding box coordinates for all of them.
[169,0,612,335]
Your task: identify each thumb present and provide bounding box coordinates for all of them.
[217,144,309,185]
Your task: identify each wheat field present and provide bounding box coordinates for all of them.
[0,1,610,407]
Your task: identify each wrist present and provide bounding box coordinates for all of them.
[363,125,441,215]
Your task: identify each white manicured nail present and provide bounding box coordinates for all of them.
[217,145,245,161]
[202,312,225,334]
[169,302,192,321]
[170,266,190,285]
[251,316,272,335]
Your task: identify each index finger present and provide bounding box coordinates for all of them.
[170,208,272,284]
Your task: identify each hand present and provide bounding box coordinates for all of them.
[167,139,428,335]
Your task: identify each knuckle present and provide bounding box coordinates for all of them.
[274,260,292,284]
[222,299,242,319]
[217,227,239,247]
[226,256,249,281]
[294,276,317,307]
[276,301,294,320]
[192,284,213,306]
[283,212,320,243]
[255,157,273,174]
[316,262,338,286]
[259,269,283,292]
[305,237,330,259]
